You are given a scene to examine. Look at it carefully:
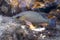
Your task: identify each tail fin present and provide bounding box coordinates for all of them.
[49,18,56,27]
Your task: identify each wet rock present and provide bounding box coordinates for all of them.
[1,5,9,13]
[0,0,3,6]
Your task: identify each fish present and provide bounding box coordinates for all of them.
[13,11,49,24]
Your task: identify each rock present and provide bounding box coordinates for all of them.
[0,0,2,5]
[56,25,60,30]
[1,5,9,13]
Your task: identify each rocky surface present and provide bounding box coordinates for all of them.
[0,15,59,40]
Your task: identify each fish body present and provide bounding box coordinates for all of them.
[13,11,49,24]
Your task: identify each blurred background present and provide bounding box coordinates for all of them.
[0,0,60,40]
